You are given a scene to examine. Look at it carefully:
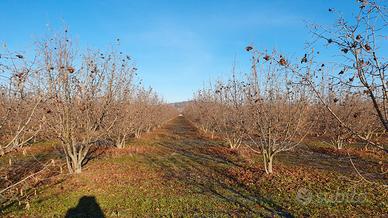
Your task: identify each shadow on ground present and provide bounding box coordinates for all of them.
[143,116,294,217]
[65,196,105,218]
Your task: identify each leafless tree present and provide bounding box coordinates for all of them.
[186,52,310,173]
[0,49,43,156]
[244,50,310,174]
[188,73,247,149]
[36,31,138,173]
[304,0,387,150]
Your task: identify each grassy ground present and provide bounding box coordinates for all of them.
[2,117,387,217]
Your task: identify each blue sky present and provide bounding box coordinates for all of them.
[0,0,366,102]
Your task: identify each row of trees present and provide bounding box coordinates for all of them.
[0,32,177,174]
[185,0,386,174]
[185,61,311,174]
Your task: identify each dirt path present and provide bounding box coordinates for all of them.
[141,116,293,217]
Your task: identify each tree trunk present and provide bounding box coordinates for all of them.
[116,136,126,149]
[227,137,241,150]
[135,130,142,139]
[64,143,88,174]
[67,155,83,174]
[335,136,344,150]
[267,156,273,174]
[263,152,274,174]
[73,161,82,174]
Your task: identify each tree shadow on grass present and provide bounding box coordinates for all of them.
[277,146,387,183]
[65,195,105,218]
[81,142,113,168]
[0,160,66,215]
[143,117,294,217]
[147,143,293,217]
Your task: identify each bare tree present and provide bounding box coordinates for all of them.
[186,90,220,138]
[109,84,174,148]
[213,75,247,149]
[0,49,43,156]
[188,75,246,149]
[37,32,126,173]
[186,52,310,173]
[244,50,310,174]
[305,0,387,150]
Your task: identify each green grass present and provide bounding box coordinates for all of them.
[2,117,387,217]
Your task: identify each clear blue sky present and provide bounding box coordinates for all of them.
[0,0,365,102]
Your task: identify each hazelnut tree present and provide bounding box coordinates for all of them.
[307,0,387,150]
[244,49,310,174]
[37,32,136,173]
[0,50,43,156]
